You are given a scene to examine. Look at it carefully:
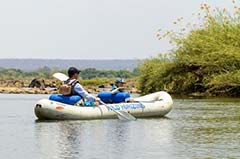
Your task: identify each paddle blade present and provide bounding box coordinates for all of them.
[116,111,136,121]
[53,73,69,81]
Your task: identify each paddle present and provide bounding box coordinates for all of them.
[99,101,136,121]
[53,72,69,81]
[53,72,136,121]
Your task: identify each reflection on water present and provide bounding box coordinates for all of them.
[0,94,240,159]
[34,119,174,159]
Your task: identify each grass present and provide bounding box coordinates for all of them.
[79,78,111,86]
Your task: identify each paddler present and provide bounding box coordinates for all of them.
[111,78,126,94]
[60,67,100,106]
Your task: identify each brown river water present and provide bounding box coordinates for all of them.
[0,94,239,159]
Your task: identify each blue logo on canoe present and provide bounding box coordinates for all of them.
[107,103,145,111]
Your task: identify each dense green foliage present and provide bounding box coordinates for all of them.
[138,4,240,96]
[0,67,55,80]
[80,78,110,86]
[0,67,138,80]
[79,68,137,79]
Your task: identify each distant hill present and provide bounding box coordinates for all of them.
[0,59,140,71]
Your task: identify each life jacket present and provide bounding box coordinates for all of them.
[59,79,78,96]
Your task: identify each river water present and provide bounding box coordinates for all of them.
[0,94,239,159]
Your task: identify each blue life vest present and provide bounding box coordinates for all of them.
[49,94,81,105]
[98,92,130,103]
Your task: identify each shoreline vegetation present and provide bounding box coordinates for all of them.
[0,68,139,94]
[139,2,240,97]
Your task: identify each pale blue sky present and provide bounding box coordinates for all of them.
[0,0,234,59]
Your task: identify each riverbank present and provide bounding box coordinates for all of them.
[0,86,138,94]
[0,87,57,94]
[0,78,139,94]
[0,67,139,94]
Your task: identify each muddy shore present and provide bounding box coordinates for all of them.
[0,79,139,95]
[0,86,138,94]
[0,78,139,94]
[0,87,57,94]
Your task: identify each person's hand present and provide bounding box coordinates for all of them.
[94,97,101,106]
[95,97,101,102]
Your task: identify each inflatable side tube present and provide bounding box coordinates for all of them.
[49,94,81,105]
[98,92,130,103]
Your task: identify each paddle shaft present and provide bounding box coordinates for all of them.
[100,101,136,121]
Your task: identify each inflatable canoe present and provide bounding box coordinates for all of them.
[34,91,173,120]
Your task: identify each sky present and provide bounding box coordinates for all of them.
[0,0,235,59]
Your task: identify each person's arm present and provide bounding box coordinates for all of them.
[73,83,96,101]
[111,88,120,94]
[111,85,119,94]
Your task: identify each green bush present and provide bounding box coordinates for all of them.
[138,3,240,96]
[0,68,137,84]
[79,78,110,86]
[80,68,135,79]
